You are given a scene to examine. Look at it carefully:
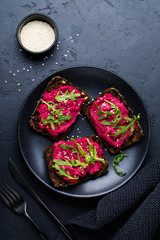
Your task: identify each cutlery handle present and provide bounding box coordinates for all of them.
[25,212,49,240]
[8,159,73,240]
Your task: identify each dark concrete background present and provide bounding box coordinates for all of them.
[0,0,160,239]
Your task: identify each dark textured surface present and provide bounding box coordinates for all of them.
[0,0,160,239]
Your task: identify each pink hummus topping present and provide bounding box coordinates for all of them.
[52,137,105,183]
[90,93,137,148]
[37,86,85,139]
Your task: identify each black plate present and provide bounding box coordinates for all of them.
[18,67,150,198]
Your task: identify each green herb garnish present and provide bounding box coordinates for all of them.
[41,114,72,130]
[112,114,140,139]
[113,154,128,176]
[93,98,140,140]
[52,164,78,179]
[53,158,88,168]
[41,100,72,130]
[59,138,105,166]
[55,89,81,103]
[70,138,105,165]
[94,99,122,126]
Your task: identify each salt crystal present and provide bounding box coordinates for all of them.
[42,63,44,66]
[13,73,16,76]
[17,70,19,72]
[55,62,58,65]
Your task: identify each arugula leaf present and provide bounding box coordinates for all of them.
[59,138,105,166]
[113,154,128,176]
[93,98,122,126]
[52,164,78,179]
[112,114,140,139]
[53,159,72,166]
[55,89,81,103]
[41,114,72,130]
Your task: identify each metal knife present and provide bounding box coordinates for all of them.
[8,158,73,240]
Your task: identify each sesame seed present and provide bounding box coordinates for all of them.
[42,63,44,66]
[17,70,19,72]
[9,71,11,73]
[71,40,74,42]
[23,68,25,70]
[45,56,48,58]
[70,36,72,39]
[32,79,35,81]
[18,89,21,91]
[58,41,60,43]
[30,66,32,68]
[57,47,59,50]
[51,54,53,57]
[19,49,22,51]
[27,69,29,71]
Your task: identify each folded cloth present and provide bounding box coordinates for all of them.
[57,157,160,240]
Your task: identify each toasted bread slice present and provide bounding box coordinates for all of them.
[30,76,89,141]
[45,135,108,188]
[83,88,143,154]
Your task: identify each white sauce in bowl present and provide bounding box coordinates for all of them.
[20,20,55,52]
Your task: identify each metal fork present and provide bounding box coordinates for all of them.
[0,183,48,240]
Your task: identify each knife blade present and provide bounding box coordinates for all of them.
[8,158,73,240]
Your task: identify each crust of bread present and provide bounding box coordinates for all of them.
[30,76,89,141]
[45,135,108,188]
[83,88,144,154]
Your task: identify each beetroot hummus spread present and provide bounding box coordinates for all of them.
[52,137,105,183]
[90,93,138,148]
[37,86,85,138]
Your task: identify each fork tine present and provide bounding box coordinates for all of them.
[0,188,13,207]
[4,183,22,201]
